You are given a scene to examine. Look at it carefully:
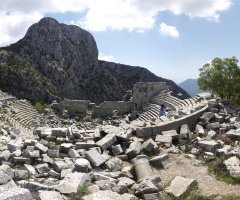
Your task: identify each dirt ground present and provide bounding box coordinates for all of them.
[153,152,240,197]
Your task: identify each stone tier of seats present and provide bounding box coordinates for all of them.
[12,100,41,128]
[0,90,17,103]
[139,92,205,123]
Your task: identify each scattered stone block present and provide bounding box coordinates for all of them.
[96,133,117,151]
[200,112,215,123]
[155,134,172,145]
[47,149,59,158]
[34,143,48,153]
[53,160,69,173]
[105,157,122,172]
[13,157,31,165]
[224,156,240,178]
[22,181,49,199]
[136,127,152,138]
[206,122,220,130]
[14,170,29,180]
[0,188,32,200]
[69,149,80,158]
[75,158,92,173]
[85,148,107,167]
[0,150,11,162]
[149,153,169,168]
[36,163,49,174]
[132,179,158,195]
[0,180,17,193]
[112,144,123,156]
[55,172,88,194]
[60,143,73,153]
[125,140,142,159]
[75,141,96,150]
[142,138,156,152]
[51,128,68,137]
[161,130,178,139]
[0,164,14,184]
[81,190,136,200]
[165,176,197,197]
[37,190,64,200]
[195,124,205,136]
[197,140,220,153]
[226,129,240,141]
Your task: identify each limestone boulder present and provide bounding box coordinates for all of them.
[223,156,240,178]
[55,172,88,194]
[165,176,196,197]
[85,148,107,167]
[125,140,142,159]
[0,164,14,185]
[0,188,32,200]
[37,190,64,200]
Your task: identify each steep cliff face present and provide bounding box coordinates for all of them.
[0,17,190,103]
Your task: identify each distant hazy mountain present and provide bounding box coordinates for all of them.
[178,79,206,97]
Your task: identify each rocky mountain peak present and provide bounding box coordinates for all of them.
[0,17,189,104]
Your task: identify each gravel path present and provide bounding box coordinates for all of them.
[153,153,240,196]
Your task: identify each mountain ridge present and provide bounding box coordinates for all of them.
[0,17,190,104]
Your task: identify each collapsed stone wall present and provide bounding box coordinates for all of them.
[51,99,131,118]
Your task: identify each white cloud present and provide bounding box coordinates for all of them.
[0,0,232,46]
[159,23,179,38]
[98,53,114,61]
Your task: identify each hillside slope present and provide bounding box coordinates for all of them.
[0,17,190,104]
[178,79,205,97]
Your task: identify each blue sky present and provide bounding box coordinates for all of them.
[1,0,240,83]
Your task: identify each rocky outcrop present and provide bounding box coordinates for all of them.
[0,17,189,104]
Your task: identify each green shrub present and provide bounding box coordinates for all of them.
[33,102,50,114]
[76,184,90,197]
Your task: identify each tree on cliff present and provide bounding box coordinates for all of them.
[198,56,240,104]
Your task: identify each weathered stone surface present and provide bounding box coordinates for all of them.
[161,130,178,139]
[0,164,14,185]
[112,184,128,194]
[0,188,33,200]
[225,129,240,141]
[0,150,11,162]
[195,124,205,136]
[69,149,80,158]
[51,128,68,137]
[96,133,117,151]
[24,149,40,158]
[142,138,155,152]
[47,149,59,158]
[206,122,220,130]
[60,143,73,153]
[117,177,135,187]
[34,143,48,153]
[132,179,158,195]
[36,163,49,174]
[112,144,123,156]
[14,170,29,180]
[82,190,136,200]
[75,158,92,173]
[21,181,49,199]
[7,143,22,153]
[75,141,96,150]
[125,140,142,159]
[132,155,153,182]
[85,148,106,167]
[149,153,169,168]
[179,124,190,139]
[105,157,122,172]
[197,140,220,153]
[200,112,215,123]
[42,154,53,164]
[136,127,152,138]
[93,173,117,182]
[0,180,17,193]
[13,157,31,165]
[155,134,172,144]
[24,164,37,175]
[55,172,88,194]
[53,160,69,173]
[165,176,196,197]
[223,156,240,178]
[37,190,64,200]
